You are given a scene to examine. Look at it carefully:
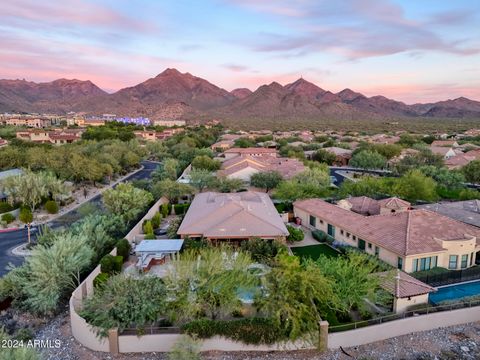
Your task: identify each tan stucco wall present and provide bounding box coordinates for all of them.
[328,306,480,349]
[394,294,429,313]
[227,166,260,182]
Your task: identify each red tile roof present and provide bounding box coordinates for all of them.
[294,199,480,256]
[378,270,436,298]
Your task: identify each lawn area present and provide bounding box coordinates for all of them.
[291,244,340,260]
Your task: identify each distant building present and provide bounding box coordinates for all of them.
[210,140,235,152]
[153,119,186,127]
[323,147,353,166]
[431,140,459,148]
[16,129,82,145]
[5,117,53,128]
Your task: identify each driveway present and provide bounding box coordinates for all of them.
[0,160,160,277]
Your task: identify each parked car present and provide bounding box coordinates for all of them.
[154,227,167,236]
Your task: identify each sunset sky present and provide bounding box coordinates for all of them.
[1,0,479,103]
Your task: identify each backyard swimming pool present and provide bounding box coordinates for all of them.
[429,280,480,305]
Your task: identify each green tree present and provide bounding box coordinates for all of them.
[463,160,480,184]
[257,254,337,343]
[286,225,304,242]
[189,169,216,192]
[152,179,194,204]
[213,177,244,193]
[392,170,438,202]
[274,167,331,201]
[234,138,255,148]
[19,207,34,244]
[316,251,381,313]
[80,275,167,337]
[349,150,386,169]
[250,171,283,192]
[394,149,444,174]
[191,155,221,171]
[102,183,153,223]
[312,149,336,165]
[418,165,465,188]
[165,247,256,321]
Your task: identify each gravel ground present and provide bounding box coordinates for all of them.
[35,312,480,360]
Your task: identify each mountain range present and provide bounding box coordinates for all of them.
[1,68,480,122]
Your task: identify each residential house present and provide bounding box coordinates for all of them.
[16,129,81,144]
[134,130,158,142]
[294,198,480,272]
[388,148,420,166]
[378,270,436,313]
[444,149,480,170]
[431,140,460,148]
[223,147,277,160]
[177,191,289,243]
[368,134,400,145]
[75,118,106,127]
[430,146,462,159]
[416,200,480,228]
[5,117,53,128]
[323,147,353,166]
[217,153,305,182]
[337,196,411,216]
[210,140,235,152]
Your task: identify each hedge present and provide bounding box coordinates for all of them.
[312,230,334,244]
[116,239,131,260]
[160,203,171,218]
[286,225,304,242]
[93,273,110,288]
[173,203,190,215]
[100,254,124,274]
[182,318,288,345]
[44,200,59,214]
[151,212,162,229]
[1,213,15,224]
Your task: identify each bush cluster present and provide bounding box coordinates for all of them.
[182,318,287,345]
[116,239,131,260]
[93,273,110,288]
[286,225,304,242]
[100,254,123,274]
[151,212,162,229]
[0,202,14,214]
[44,200,59,214]
[174,203,190,215]
[1,213,15,224]
[312,230,334,244]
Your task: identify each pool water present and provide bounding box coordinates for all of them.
[429,280,480,305]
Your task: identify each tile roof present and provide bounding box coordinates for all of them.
[224,147,277,154]
[416,200,480,228]
[345,196,380,215]
[377,270,436,298]
[378,197,411,210]
[177,191,288,238]
[294,199,480,256]
[324,147,353,157]
[218,155,305,179]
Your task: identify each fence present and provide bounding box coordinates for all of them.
[412,266,480,287]
[329,298,480,333]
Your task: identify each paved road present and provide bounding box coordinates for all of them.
[0,160,159,277]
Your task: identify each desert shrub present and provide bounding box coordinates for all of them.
[182,236,208,252]
[286,225,304,242]
[44,200,59,214]
[0,202,14,213]
[116,238,131,260]
[151,212,162,229]
[112,256,123,273]
[1,213,15,224]
[143,220,154,235]
[240,238,286,264]
[100,254,119,274]
[182,318,287,345]
[93,273,110,288]
[160,203,171,217]
[174,203,190,215]
[144,233,157,240]
[168,334,202,360]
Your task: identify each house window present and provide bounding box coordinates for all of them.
[413,256,438,272]
[346,232,350,238]
[353,235,357,241]
[368,243,372,249]
[327,224,335,237]
[471,252,474,266]
[461,254,468,269]
[449,255,458,270]
[397,257,403,270]
[375,246,379,256]
[320,219,324,224]
[340,230,344,235]
[309,215,316,227]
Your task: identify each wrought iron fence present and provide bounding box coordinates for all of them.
[412,266,480,287]
[329,298,480,333]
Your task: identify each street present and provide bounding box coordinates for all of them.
[0,160,159,277]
